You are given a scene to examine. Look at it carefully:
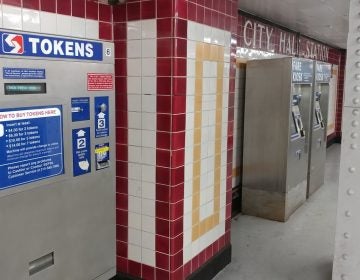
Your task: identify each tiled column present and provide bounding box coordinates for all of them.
[113,1,238,279]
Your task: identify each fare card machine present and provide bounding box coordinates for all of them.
[243,57,313,221]
[0,30,115,280]
[307,62,331,197]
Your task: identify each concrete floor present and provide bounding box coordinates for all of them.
[217,144,341,280]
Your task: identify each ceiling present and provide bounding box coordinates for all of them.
[238,0,350,49]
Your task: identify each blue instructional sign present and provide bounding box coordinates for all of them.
[71,97,90,122]
[95,143,110,170]
[0,106,64,190]
[94,96,109,138]
[72,127,91,177]
[3,67,46,79]
[0,32,103,61]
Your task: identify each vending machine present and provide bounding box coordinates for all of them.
[307,62,331,197]
[242,57,313,222]
[0,31,116,279]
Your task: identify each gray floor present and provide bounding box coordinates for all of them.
[217,144,341,280]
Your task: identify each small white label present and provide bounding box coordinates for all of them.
[105,48,112,57]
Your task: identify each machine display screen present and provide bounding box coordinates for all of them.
[4,83,46,95]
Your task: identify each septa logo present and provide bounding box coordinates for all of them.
[2,33,24,54]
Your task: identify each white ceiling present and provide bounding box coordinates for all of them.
[238,0,350,49]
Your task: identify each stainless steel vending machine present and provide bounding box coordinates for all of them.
[0,31,115,279]
[307,62,331,197]
[242,57,313,222]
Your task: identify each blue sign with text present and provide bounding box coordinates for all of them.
[3,67,46,79]
[95,143,110,170]
[94,96,109,138]
[72,127,91,177]
[0,106,64,190]
[71,97,90,122]
[0,31,103,61]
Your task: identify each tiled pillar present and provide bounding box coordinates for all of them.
[113,1,238,279]
[335,50,346,141]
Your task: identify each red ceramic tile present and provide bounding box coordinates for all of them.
[172,96,186,114]
[204,8,212,26]
[156,201,170,220]
[170,232,183,254]
[173,38,187,58]
[116,209,128,226]
[156,268,170,280]
[116,160,128,178]
[171,167,184,186]
[157,77,172,95]
[157,113,171,132]
[170,183,184,203]
[188,2,197,22]
[117,256,128,274]
[196,4,204,24]
[116,144,128,161]
[57,0,71,15]
[116,127,128,145]
[157,18,173,38]
[205,244,213,260]
[157,0,173,18]
[156,252,170,270]
[157,149,171,167]
[86,0,98,20]
[174,0,187,19]
[127,2,140,21]
[171,149,185,168]
[115,77,127,97]
[158,38,173,57]
[99,3,112,22]
[156,234,170,254]
[128,260,142,278]
[157,96,172,114]
[170,216,183,237]
[116,240,128,258]
[99,22,113,41]
[142,265,155,280]
[174,18,187,38]
[157,132,171,150]
[156,166,171,185]
[3,0,21,6]
[172,114,185,132]
[41,0,56,12]
[173,59,186,77]
[23,0,40,10]
[116,225,128,243]
[115,41,126,60]
[141,0,156,20]
[113,22,127,41]
[116,193,128,210]
[113,5,127,22]
[183,262,191,278]
[157,58,172,77]
[172,77,186,95]
[198,249,206,266]
[156,218,170,237]
[191,254,199,272]
[171,131,185,150]
[72,0,85,18]
[116,177,128,194]
[171,266,184,280]
[170,200,183,221]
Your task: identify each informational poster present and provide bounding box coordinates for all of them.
[71,97,90,122]
[95,143,110,170]
[0,106,64,190]
[72,127,91,177]
[3,68,46,79]
[94,96,109,138]
[87,73,113,91]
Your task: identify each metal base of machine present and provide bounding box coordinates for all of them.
[242,181,307,222]
[307,166,326,198]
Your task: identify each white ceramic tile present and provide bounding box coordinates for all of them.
[2,5,22,30]
[187,40,196,59]
[142,248,155,267]
[142,58,156,76]
[128,129,142,147]
[56,14,71,36]
[142,198,155,216]
[127,59,142,76]
[141,19,156,39]
[40,11,57,34]
[142,215,155,234]
[128,146,142,164]
[128,94,142,112]
[142,164,155,183]
[128,163,142,181]
[128,77,142,94]
[188,21,197,41]
[141,113,156,131]
[141,130,156,148]
[127,40,142,58]
[128,112,141,129]
[22,9,40,33]
[142,95,156,113]
[142,181,155,200]
[128,228,142,246]
[129,196,142,214]
[128,212,142,230]
[85,19,99,40]
[142,39,156,58]
[141,77,156,94]
[128,179,142,197]
[142,147,156,166]
[71,16,86,38]
[128,244,142,262]
[142,232,155,250]
[127,21,142,40]
[184,196,192,214]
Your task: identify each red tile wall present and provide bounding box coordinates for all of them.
[335,50,346,139]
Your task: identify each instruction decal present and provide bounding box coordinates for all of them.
[72,127,91,177]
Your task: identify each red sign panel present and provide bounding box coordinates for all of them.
[87,73,113,91]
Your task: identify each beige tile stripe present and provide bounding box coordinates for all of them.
[192,42,225,242]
